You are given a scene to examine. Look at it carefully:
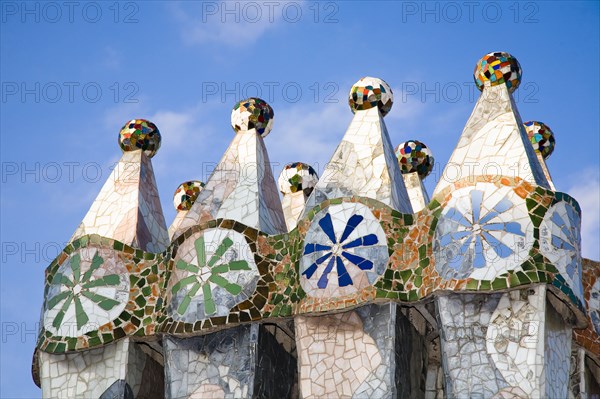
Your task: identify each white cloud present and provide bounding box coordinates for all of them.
[169,1,298,47]
[149,109,201,148]
[101,101,221,175]
[265,102,350,176]
[566,167,600,260]
[148,106,220,178]
[387,86,427,122]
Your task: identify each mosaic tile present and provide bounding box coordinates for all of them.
[395,140,434,213]
[278,162,318,196]
[297,77,409,399]
[296,311,382,398]
[160,219,274,336]
[279,162,319,231]
[72,149,169,253]
[39,338,162,398]
[401,170,430,213]
[437,293,509,397]
[169,181,206,240]
[544,300,572,399]
[438,286,573,398]
[164,325,296,399]
[100,380,134,399]
[590,279,600,336]
[30,181,584,346]
[303,79,412,214]
[486,289,544,397]
[573,258,600,357]
[37,235,165,354]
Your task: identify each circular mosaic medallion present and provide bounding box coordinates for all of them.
[300,202,388,298]
[168,228,259,322]
[43,247,130,337]
[433,182,533,280]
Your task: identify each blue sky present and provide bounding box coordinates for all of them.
[1,1,598,397]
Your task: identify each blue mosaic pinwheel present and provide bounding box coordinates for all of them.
[300,203,388,296]
[303,213,378,288]
[434,187,531,280]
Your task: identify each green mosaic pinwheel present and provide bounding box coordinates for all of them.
[172,236,251,315]
[46,252,121,331]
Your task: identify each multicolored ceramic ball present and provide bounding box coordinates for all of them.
[395,140,434,178]
[173,181,205,211]
[348,77,394,117]
[278,162,319,195]
[474,52,522,93]
[118,119,161,158]
[523,121,555,159]
[231,98,274,137]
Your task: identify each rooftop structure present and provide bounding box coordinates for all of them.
[33,52,599,399]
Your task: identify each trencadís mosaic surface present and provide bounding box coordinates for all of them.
[36,175,592,353]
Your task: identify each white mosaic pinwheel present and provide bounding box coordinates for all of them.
[43,247,130,337]
[300,202,388,298]
[539,201,584,302]
[168,228,259,322]
[434,183,533,280]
